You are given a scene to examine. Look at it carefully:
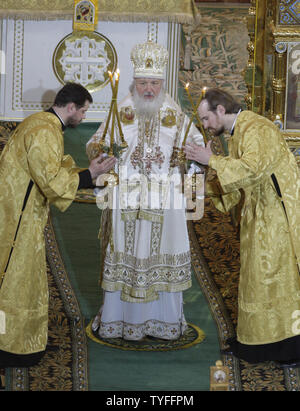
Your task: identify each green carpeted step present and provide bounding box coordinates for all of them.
[51,201,220,391]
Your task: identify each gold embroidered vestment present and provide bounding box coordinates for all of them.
[207,111,300,345]
[0,112,80,354]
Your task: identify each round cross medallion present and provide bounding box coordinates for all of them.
[52,31,117,92]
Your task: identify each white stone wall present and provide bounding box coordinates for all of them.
[0,19,180,121]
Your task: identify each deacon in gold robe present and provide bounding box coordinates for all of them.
[0,83,116,367]
[184,88,300,367]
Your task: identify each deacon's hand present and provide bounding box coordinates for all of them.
[184,141,213,165]
[89,154,117,179]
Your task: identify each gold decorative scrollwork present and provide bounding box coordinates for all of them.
[245,0,300,163]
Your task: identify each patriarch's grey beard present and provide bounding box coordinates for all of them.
[131,84,165,119]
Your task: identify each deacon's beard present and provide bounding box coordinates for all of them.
[131,85,165,119]
[66,115,82,128]
[213,126,225,137]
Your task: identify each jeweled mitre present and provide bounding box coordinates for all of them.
[130,40,169,79]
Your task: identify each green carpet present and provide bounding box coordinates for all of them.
[50,200,220,391]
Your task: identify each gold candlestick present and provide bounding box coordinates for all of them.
[114,69,128,149]
[99,71,115,148]
[102,69,123,185]
[182,84,208,146]
[100,69,127,152]
[108,70,118,156]
[185,83,203,126]
[178,85,208,164]
[110,111,115,156]
[182,115,194,148]
[195,86,208,145]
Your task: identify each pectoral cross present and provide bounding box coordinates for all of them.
[143,146,165,176]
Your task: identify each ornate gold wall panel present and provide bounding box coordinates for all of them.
[245,0,300,164]
[0,0,200,23]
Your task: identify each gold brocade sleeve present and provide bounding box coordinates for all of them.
[208,123,283,194]
[205,168,241,213]
[26,126,79,211]
[206,179,241,213]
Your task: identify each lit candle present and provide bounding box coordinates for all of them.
[114,69,120,100]
[110,69,120,155]
[108,70,114,86]
[194,86,207,108]
[113,69,128,149]
[185,83,195,105]
[100,70,116,148]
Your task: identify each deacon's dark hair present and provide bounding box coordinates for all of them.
[204,88,241,114]
[54,82,93,108]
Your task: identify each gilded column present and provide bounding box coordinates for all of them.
[244,0,256,110]
[271,41,287,123]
